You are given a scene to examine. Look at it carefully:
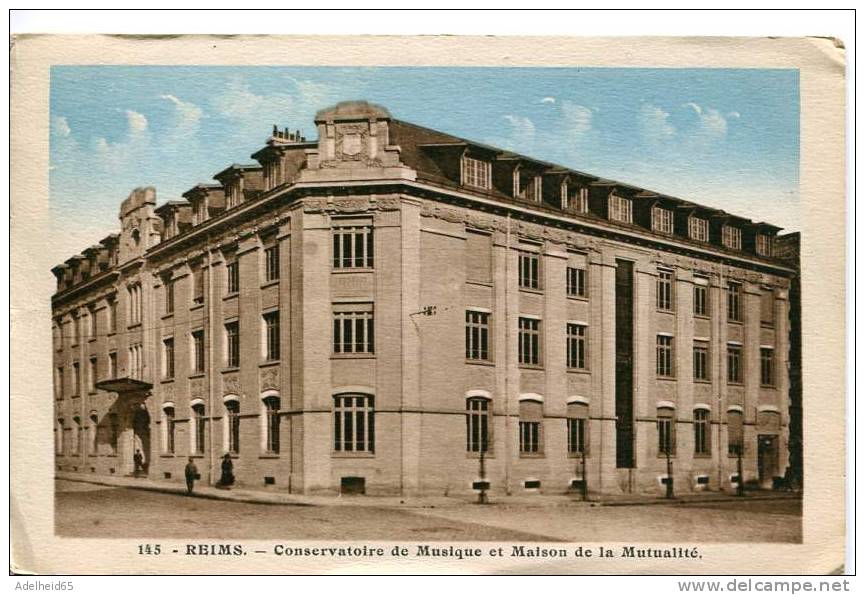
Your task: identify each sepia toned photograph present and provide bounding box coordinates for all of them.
[10,31,846,575]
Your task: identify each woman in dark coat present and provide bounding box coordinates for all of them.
[219,453,235,487]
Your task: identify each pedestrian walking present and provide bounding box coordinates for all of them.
[184,457,198,495]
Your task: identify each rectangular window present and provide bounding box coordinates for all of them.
[566,266,587,298]
[264,245,280,282]
[519,421,541,453]
[656,335,674,377]
[694,409,710,455]
[652,206,674,234]
[518,250,540,290]
[72,362,81,396]
[608,194,633,223]
[693,277,709,317]
[333,394,375,453]
[657,269,674,311]
[722,225,742,250]
[657,410,676,455]
[108,298,117,334]
[333,307,374,355]
[727,282,742,322]
[566,323,587,370]
[164,279,174,314]
[567,418,586,455]
[56,367,64,399]
[693,342,709,381]
[465,229,492,283]
[191,266,204,305]
[518,317,542,366]
[226,261,239,295]
[128,283,143,324]
[761,289,775,326]
[264,397,281,454]
[727,344,743,384]
[689,216,709,242]
[332,223,374,269]
[162,337,175,379]
[756,234,774,257]
[88,357,97,392]
[88,306,97,338]
[465,310,491,361]
[129,344,143,379]
[72,314,80,345]
[108,352,117,379]
[192,330,205,374]
[225,321,240,368]
[461,156,492,190]
[466,398,491,453]
[760,347,775,386]
[263,311,280,362]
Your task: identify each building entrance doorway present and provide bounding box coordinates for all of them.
[757,434,778,489]
[132,407,151,476]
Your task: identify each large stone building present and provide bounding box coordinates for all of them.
[51,100,796,497]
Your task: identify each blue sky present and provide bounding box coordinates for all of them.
[50,66,799,265]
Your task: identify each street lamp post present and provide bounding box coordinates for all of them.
[665,448,674,499]
[477,442,488,505]
[736,443,745,497]
[581,450,588,501]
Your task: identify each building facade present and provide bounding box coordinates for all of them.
[51,101,796,497]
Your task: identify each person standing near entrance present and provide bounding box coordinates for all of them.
[133,449,144,477]
[219,453,235,488]
[185,457,198,495]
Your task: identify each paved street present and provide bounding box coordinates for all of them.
[55,479,801,542]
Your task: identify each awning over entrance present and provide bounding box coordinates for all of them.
[95,377,153,393]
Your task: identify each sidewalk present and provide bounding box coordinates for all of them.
[56,471,800,508]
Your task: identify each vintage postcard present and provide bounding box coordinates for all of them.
[10,34,846,575]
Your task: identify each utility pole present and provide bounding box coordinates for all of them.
[477,443,488,504]
[736,443,745,497]
[581,450,588,502]
[665,448,674,499]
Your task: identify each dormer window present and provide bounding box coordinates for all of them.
[561,182,588,213]
[651,206,674,234]
[756,233,774,257]
[225,179,242,209]
[461,155,491,190]
[688,216,709,242]
[263,160,279,191]
[722,225,742,250]
[513,169,542,202]
[608,194,632,224]
[193,200,207,225]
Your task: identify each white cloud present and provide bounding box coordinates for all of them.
[560,101,593,137]
[697,107,728,138]
[160,94,203,127]
[541,96,556,104]
[728,111,741,119]
[502,115,536,150]
[683,102,702,115]
[639,103,676,143]
[52,115,71,137]
[211,79,296,130]
[126,110,148,134]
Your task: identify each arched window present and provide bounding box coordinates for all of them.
[657,406,676,456]
[72,416,82,456]
[191,402,206,454]
[566,400,589,456]
[55,419,64,455]
[333,394,374,453]
[727,408,744,456]
[89,413,99,455]
[262,395,280,454]
[162,405,175,454]
[694,408,711,455]
[519,398,543,455]
[466,396,491,453]
[224,399,240,454]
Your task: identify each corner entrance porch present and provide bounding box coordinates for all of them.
[94,377,153,477]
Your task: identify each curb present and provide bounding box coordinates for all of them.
[599,494,802,507]
[57,476,314,507]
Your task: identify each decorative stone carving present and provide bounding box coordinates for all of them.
[260,367,279,391]
[302,198,330,214]
[190,378,204,401]
[374,196,402,211]
[223,374,240,396]
[162,384,175,402]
